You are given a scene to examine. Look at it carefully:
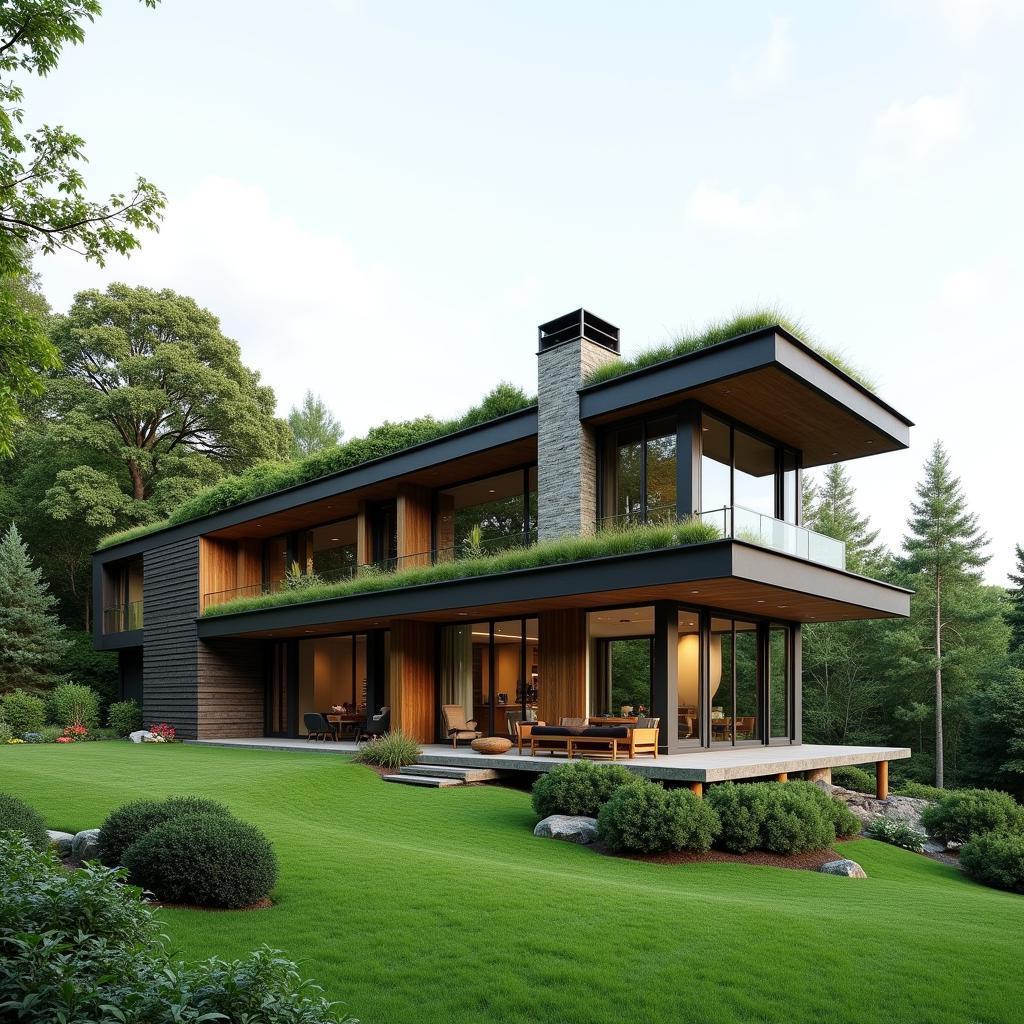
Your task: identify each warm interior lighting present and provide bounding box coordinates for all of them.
[677,632,722,707]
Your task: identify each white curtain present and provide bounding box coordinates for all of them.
[440,625,474,718]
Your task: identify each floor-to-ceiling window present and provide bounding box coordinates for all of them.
[676,611,701,742]
[439,616,539,739]
[768,624,791,740]
[300,518,358,581]
[587,606,654,717]
[297,634,368,733]
[601,418,678,527]
[435,467,536,559]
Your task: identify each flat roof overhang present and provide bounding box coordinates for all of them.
[578,327,913,468]
[196,540,912,640]
[93,407,538,562]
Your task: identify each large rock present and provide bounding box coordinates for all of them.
[533,815,599,845]
[46,830,75,858]
[71,828,102,863]
[129,730,155,743]
[814,781,932,834]
[820,859,867,878]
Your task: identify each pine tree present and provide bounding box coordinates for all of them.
[811,463,886,574]
[287,391,343,457]
[0,523,68,692]
[899,441,989,787]
[1007,544,1024,657]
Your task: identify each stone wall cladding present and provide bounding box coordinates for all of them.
[537,338,617,541]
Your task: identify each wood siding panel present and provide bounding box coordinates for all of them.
[538,610,587,724]
[143,538,200,736]
[200,537,262,610]
[196,638,266,739]
[389,620,435,742]
[397,485,432,567]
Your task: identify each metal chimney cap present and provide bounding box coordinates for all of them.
[538,308,619,354]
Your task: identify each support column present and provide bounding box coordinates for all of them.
[806,767,832,784]
[687,781,704,798]
[537,610,587,724]
[389,621,436,743]
[676,402,702,519]
[876,760,889,800]
[775,772,788,783]
[652,602,680,755]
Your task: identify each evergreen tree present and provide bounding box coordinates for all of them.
[811,464,886,575]
[1007,544,1024,658]
[896,441,990,787]
[287,391,343,457]
[0,523,68,692]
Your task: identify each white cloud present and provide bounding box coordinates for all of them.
[893,0,1022,41]
[861,92,968,178]
[729,18,794,98]
[940,266,992,308]
[685,182,804,234]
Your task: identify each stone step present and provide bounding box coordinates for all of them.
[401,764,500,782]
[382,773,463,788]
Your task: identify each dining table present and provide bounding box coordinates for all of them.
[324,712,365,740]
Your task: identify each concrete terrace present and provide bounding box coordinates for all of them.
[186,737,910,785]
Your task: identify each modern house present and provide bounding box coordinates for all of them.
[92,310,913,792]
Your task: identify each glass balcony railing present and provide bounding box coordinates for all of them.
[202,529,539,611]
[699,505,846,570]
[102,600,144,634]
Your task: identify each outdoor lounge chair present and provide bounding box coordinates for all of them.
[304,713,333,741]
[568,719,660,760]
[529,717,588,756]
[355,706,390,744]
[442,704,482,748]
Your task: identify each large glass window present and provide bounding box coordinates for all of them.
[710,617,734,744]
[297,634,367,735]
[676,611,700,741]
[769,625,790,739]
[587,607,654,717]
[700,414,731,517]
[602,418,679,527]
[301,518,357,581]
[734,621,760,742]
[264,535,289,592]
[733,430,776,518]
[437,468,535,559]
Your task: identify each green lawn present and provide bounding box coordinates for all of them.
[2,743,1020,1024]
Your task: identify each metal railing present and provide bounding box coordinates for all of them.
[596,503,678,531]
[202,529,539,610]
[102,600,144,633]
[699,505,846,570]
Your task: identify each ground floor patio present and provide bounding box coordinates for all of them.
[187,736,910,795]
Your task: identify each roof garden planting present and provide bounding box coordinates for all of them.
[97,383,536,549]
[201,518,722,617]
[583,307,875,390]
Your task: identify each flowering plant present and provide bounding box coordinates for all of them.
[6,737,24,744]
[149,722,176,742]
[55,736,72,743]
[62,724,89,742]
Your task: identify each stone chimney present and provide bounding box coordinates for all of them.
[536,309,620,541]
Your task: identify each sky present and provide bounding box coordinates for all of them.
[30,0,1023,583]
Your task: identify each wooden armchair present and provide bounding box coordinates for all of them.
[442,704,482,748]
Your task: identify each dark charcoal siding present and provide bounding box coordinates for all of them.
[197,639,266,739]
[143,538,200,736]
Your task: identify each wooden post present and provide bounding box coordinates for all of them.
[688,781,703,798]
[806,767,831,784]
[876,760,889,800]
[775,772,788,783]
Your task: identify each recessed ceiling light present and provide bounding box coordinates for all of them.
[778,604,788,609]
[457,612,468,616]
[330,537,340,541]
[488,489,495,493]
[865,440,874,445]
[690,590,700,594]
[831,451,839,457]
[756,600,765,604]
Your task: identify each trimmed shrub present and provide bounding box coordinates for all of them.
[831,765,875,794]
[98,795,233,867]
[960,831,1024,894]
[531,761,635,819]
[107,699,143,737]
[894,781,946,801]
[708,781,847,855]
[354,730,421,770]
[1,690,46,735]
[0,721,12,743]
[0,834,351,1022]
[0,792,49,850]
[920,789,1024,845]
[47,683,101,729]
[864,816,927,852]
[597,780,721,853]
[123,814,278,908]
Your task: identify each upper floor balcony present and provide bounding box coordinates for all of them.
[102,599,144,633]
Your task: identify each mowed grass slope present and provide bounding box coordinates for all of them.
[2,744,1020,1024]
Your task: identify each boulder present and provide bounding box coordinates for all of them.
[533,815,599,845]
[129,730,155,743]
[46,830,75,858]
[814,781,932,834]
[820,859,867,878]
[71,828,102,863]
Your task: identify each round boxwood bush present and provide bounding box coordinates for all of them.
[597,779,721,853]
[708,782,843,855]
[831,765,875,794]
[1,690,46,735]
[98,795,233,867]
[123,814,278,908]
[0,792,49,851]
[531,760,635,819]
[920,789,1024,845]
[960,831,1024,893]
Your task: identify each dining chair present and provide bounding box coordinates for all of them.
[304,713,331,741]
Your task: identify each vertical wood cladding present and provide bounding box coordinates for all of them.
[144,537,265,739]
[397,485,433,567]
[538,609,587,724]
[143,538,201,735]
[389,620,436,742]
[199,537,261,610]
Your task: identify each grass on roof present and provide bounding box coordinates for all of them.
[584,307,876,390]
[202,519,721,617]
[4,743,1021,1024]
